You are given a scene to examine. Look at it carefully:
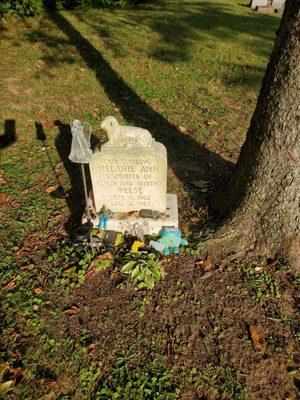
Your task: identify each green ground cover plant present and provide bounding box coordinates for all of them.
[120,251,165,289]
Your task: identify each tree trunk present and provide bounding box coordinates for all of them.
[210,0,300,269]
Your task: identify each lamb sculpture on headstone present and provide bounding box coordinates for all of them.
[101,116,153,148]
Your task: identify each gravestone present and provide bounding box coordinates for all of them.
[90,143,167,213]
[271,0,284,10]
[250,0,268,9]
[86,117,178,234]
[89,117,167,212]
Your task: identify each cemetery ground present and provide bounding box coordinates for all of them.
[0,0,299,399]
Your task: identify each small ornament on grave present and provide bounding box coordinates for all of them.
[131,240,145,252]
[71,221,93,243]
[69,119,94,248]
[97,205,114,230]
[149,228,188,256]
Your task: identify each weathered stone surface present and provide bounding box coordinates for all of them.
[256,5,275,13]
[89,142,167,212]
[271,0,284,10]
[250,0,268,9]
[83,193,178,235]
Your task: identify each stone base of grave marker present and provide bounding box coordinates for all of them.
[256,5,275,13]
[82,193,178,236]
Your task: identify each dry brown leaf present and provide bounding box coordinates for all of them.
[0,191,11,204]
[203,257,213,271]
[98,252,113,261]
[178,125,187,133]
[45,186,56,194]
[0,178,6,185]
[90,252,113,269]
[0,170,4,176]
[11,200,20,208]
[206,120,218,126]
[16,246,31,256]
[249,325,266,351]
[64,305,80,315]
[1,279,16,291]
[87,343,95,353]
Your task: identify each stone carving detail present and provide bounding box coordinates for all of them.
[101,116,153,148]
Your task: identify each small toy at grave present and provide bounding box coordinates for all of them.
[133,223,145,242]
[101,116,153,148]
[71,221,93,243]
[131,240,145,252]
[93,229,123,248]
[149,228,188,256]
[140,209,160,219]
[97,205,115,230]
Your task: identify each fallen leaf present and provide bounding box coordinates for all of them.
[1,279,15,291]
[0,380,13,392]
[87,343,95,353]
[45,186,56,194]
[178,125,187,133]
[0,178,6,185]
[206,119,218,126]
[90,252,113,269]
[64,305,80,315]
[98,252,113,261]
[203,257,213,271]
[34,288,42,294]
[0,170,4,176]
[33,304,39,311]
[85,268,96,280]
[11,200,20,208]
[16,246,31,256]
[0,191,11,204]
[249,325,266,351]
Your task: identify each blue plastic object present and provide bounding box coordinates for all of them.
[149,228,188,255]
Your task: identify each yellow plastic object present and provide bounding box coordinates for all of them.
[92,228,105,238]
[131,241,145,252]
[114,232,123,246]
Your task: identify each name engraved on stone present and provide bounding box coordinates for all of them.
[90,119,167,212]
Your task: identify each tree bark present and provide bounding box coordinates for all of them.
[210,0,300,269]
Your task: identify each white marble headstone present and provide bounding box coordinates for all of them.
[250,0,268,8]
[89,117,167,213]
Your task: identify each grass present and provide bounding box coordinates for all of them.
[1,1,295,399]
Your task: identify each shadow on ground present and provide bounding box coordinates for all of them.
[0,119,17,150]
[37,6,233,224]
[35,120,99,230]
[25,0,278,228]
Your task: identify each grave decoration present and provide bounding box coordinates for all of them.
[69,120,93,246]
[69,117,187,262]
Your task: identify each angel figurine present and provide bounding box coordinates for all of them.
[69,119,92,164]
